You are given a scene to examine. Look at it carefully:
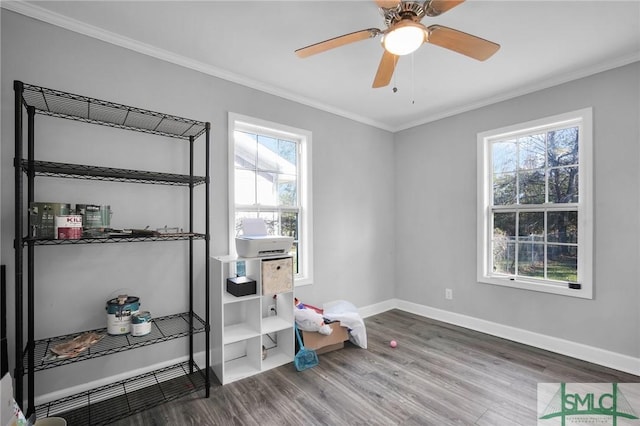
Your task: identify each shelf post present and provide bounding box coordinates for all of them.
[189,135,194,373]
[13,80,24,411]
[205,122,211,397]
[26,105,36,415]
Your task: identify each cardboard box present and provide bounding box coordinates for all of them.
[226,276,256,297]
[302,322,349,354]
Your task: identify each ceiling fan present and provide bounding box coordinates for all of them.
[295,0,500,88]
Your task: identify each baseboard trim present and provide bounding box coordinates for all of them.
[388,298,640,376]
[33,352,208,407]
[358,299,396,319]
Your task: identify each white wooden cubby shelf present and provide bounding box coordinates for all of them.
[211,255,295,384]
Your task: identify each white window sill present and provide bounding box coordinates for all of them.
[478,275,592,299]
[294,277,313,288]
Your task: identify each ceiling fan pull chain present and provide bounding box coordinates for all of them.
[411,52,415,105]
[392,55,398,93]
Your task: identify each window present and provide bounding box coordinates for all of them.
[477,108,593,298]
[229,113,313,286]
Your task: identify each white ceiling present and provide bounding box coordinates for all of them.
[9,0,640,131]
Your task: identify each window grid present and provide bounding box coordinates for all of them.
[229,113,313,285]
[478,108,592,298]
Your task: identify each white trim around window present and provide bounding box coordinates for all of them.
[228,112,313,286]
[477,108,593,298]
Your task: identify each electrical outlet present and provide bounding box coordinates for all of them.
[268,304,276,316]
[445,288,453,300]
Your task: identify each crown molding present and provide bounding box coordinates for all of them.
[1,1,395,132]
[394,52,640,132]
[3,1,638,134]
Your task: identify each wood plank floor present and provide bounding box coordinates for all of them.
[112,309,639,426]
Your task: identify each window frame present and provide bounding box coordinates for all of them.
[477,108,593,298]
[228,112,313,286]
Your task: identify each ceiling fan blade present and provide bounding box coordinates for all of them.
[372,50,399,88]
[375,0,400,8]
[426,25,500,61]
[424,0,465,17]
[295,28,380,58]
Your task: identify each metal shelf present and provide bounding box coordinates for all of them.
[13,80,211,418]
[21,160,207,186]
[21,83,207,140]
[23,234,206,246]
[34,361,207,426]
[25,312,207,372]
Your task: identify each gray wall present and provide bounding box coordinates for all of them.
[0,10,395,395]
[395,62,640,358]
[2,6,638,401]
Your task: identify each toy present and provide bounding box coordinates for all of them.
[294,305,332,335]
[390,340,397,348]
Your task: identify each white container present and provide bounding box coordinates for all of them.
[54,215,83,239]
[106,295,140,335]
[131,311,152,336]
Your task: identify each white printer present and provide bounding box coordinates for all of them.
[235,235,294,257]
[235,218,294,258]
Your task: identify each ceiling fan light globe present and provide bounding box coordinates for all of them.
[382,23,425,56]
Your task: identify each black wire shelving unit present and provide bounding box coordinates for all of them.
[35,361,206,426]
[14,81,211,425]
[20,160,208,186]
[26,312,207,372]
[23,234,206,246]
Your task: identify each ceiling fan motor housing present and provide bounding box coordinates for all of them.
[383,1,426,27]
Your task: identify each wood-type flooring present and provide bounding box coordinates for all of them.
[112,309,639,426]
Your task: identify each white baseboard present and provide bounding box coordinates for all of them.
[33,352,208,407]
[358,299,396,318]
[383,298,639,376]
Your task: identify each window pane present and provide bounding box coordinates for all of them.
[549,166,579,203]
[519,134,545,170]
[257,136,297,174]
[278,139,297,165]
[282,211,299,275]
[548,127,579,167]
[547,245,577,282]
[492,212,515,275]
[518,212,544,241]
[518,170,545,204]
[281,212,299,239]
[258,134,277,152]
[257,135,278,172]
[234,131,257,169]
[234,211,258,236]
[256,171,277,205]
[235,169,256,205]
[257,212,278,234]
[517,242,545,279]
[547,211,578,243]
[493,172,516,205]
[493,140,517,173]
[493,240,515,275]
[493,212,516,238]
[278,175,297,206]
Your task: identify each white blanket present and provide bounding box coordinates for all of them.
[322,300,368,349]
